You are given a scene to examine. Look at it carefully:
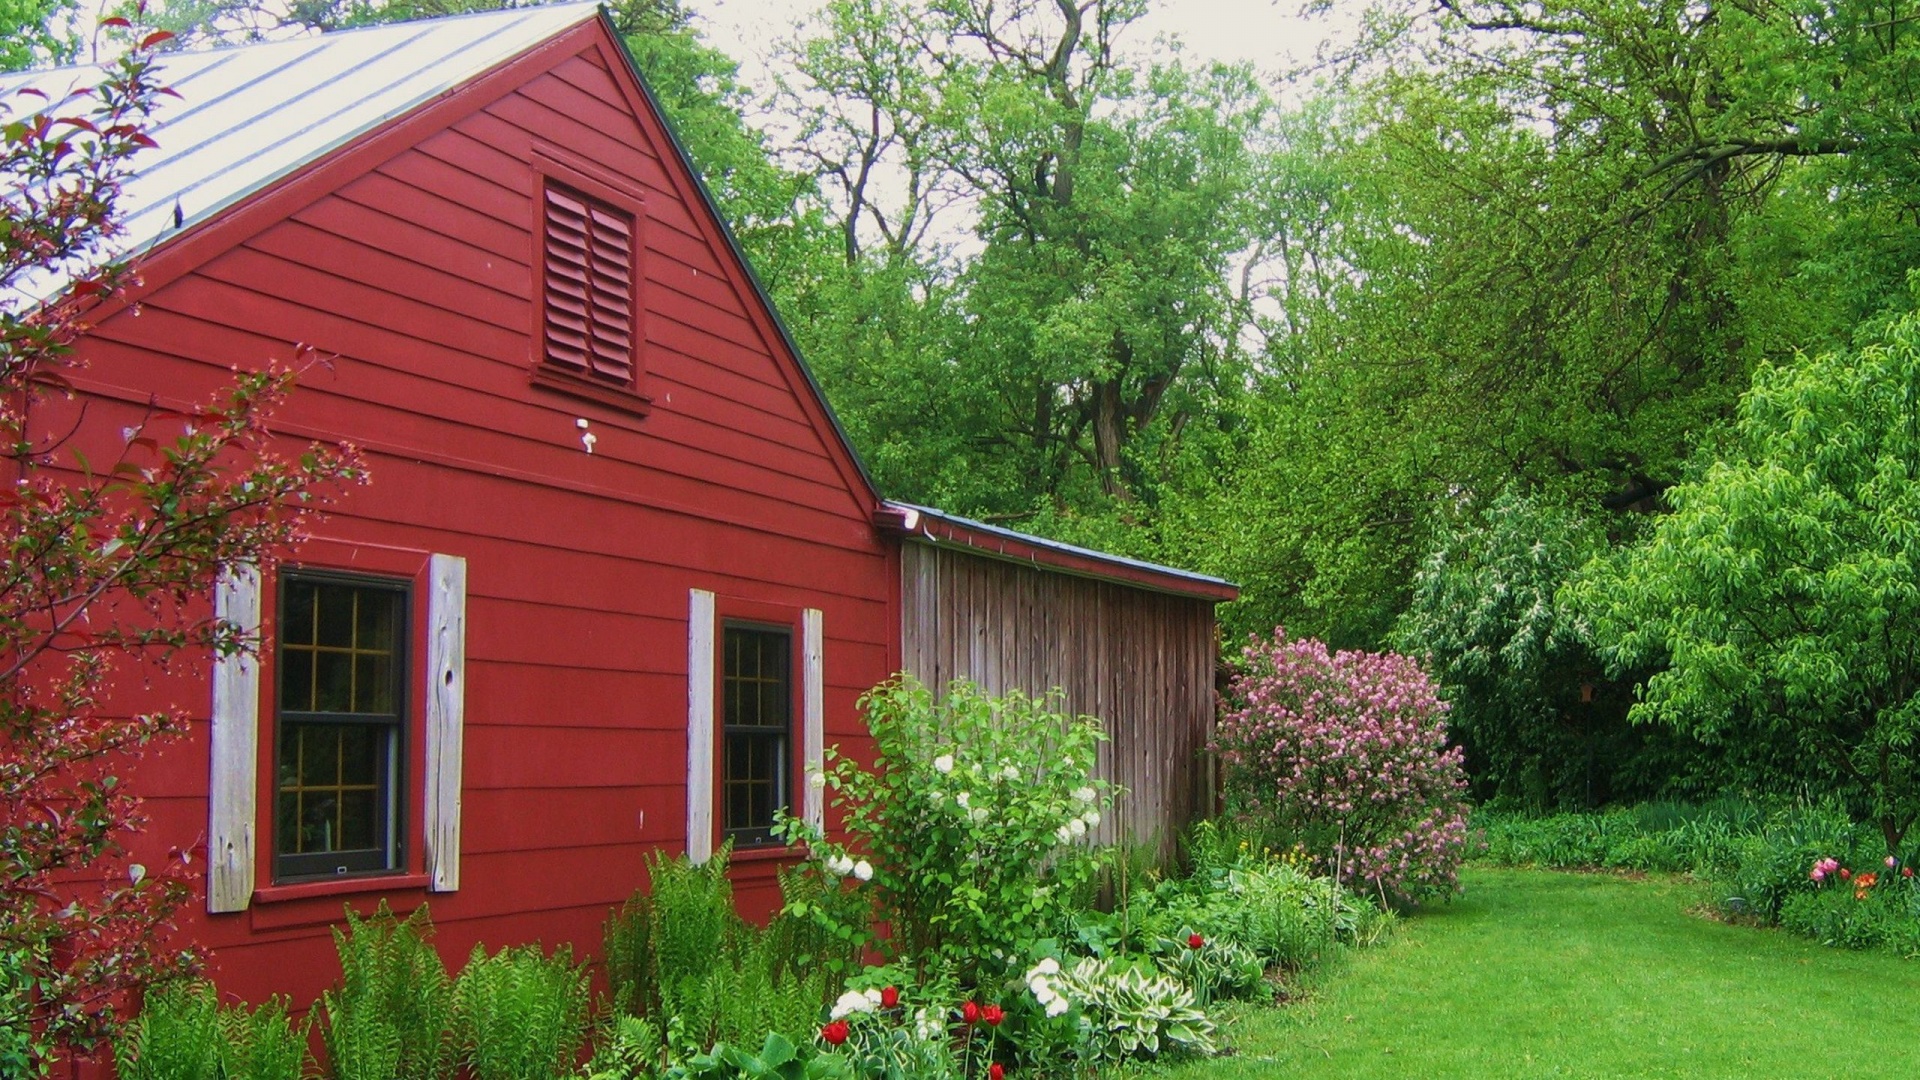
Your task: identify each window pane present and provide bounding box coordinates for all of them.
[314,583,356,647]
[283,583,316,646]
[314,650,353,713]
[337,788,377,851]
[275,790,300,855]
[279,647,314,713]
[299,726,339,788]
[339,724,380,786]
[355,654,393,714]
[355,592,396,652]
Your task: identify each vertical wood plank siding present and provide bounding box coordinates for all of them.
[899,543,1218,861]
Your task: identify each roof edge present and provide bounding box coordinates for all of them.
[599,7,884,509]
[880,501,1240,603]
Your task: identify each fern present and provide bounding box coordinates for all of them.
[322,901,454,1080]
[115,981,222,1080]
[217,995,309,1080]
[452,943,590,1080]
[116,981,309,1080]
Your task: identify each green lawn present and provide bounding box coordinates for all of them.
[1153,868,1920,1079]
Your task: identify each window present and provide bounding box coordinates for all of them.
[542,179,636,386]
[273,573,407,880]
[721,625,792,845]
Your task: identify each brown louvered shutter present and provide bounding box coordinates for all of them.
[543,182,636,385]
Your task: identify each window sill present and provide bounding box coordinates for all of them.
[529,365,653,416]
[253,872,430,905]
[728,843,797,864]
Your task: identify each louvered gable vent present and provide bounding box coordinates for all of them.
[543,182,636,384]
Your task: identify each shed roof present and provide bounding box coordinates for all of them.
[883,502,1239,603]
[0,2,601,303]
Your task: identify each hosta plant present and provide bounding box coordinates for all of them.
[1152,933,1265,1006]
[1028,957,1215,1063]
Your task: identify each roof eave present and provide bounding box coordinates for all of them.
[878,501,1240,603]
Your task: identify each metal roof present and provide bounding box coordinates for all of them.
[888,501,1239,600]
[0,2,600,304]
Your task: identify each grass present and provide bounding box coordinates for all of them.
[1149,867,1920,1079]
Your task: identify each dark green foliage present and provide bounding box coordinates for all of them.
[321,901,454,1080]
[1393,491,1694,808]
[1475,801,1768,877]
[451,943,591,1080]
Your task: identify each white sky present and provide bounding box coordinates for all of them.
[682,0,1354,95]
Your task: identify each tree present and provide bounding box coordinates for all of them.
[1570,310,1920,852]
[1391,490,1684,808]
[0,35,362,1068]
[777,0,1276,520]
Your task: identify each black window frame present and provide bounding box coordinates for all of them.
[720,622,795,847]
[271,569,410,883]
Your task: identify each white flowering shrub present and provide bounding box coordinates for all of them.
[782,678,1111,983]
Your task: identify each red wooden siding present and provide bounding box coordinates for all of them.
[61,21,895,1016]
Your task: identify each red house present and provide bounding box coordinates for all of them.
[3,2,1237,1020]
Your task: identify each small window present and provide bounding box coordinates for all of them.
[542,179,636,386]
[722,625,792,845]
[273,573,407,880]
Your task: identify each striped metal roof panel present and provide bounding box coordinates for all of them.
[0,2,599,304]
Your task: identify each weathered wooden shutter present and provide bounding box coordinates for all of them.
[544,182,635,385]
[802,608,825,831]
[686,589,716,863]
[424,554,467,892]
[208,564,261,914]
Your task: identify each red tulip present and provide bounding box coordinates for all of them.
[1841,868,1852,880]
[982,1004,1004,1026]
[1187,933,1205,949]
[962,1001,981,1025]
[880,986,900,1009]
[821,1020,850,1046]
[1905,867,1915,878]
[989,1065,1006,1080]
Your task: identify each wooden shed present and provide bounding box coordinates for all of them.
[884,504,1237,860]
[3,3,1234,1025]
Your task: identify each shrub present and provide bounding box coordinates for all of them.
[785,677,1110,982]
[452,942,590,1080]
[115,981,308,1080]
[321,902,455,1080]
[1215,630,1471,904]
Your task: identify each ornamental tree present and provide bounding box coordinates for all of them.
[0,34,363,1069]
[1569,312,1920,855]
[1215,630,1470,904]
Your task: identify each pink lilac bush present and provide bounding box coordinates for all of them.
[1215,629,1471,904]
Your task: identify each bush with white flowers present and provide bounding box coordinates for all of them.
[780,677,1111,984]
